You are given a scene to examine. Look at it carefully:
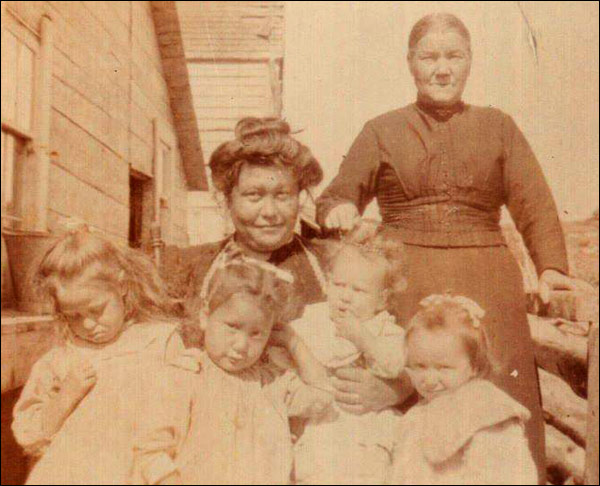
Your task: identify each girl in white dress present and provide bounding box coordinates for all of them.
[133,260,332,485]
[12,224,188,485]
[389,294,537,485]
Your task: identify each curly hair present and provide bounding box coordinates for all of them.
[209,117,323,198]
[324,223,409,296]
[34,225,178,323]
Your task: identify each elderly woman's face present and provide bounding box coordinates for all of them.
[229,164,300,254]
[409,30,471,106]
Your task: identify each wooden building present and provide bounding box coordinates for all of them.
[180,1,285,244]
[1,2,206,482]
[1,1,207,306]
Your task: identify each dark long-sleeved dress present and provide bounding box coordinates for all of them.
[316,99,569,483]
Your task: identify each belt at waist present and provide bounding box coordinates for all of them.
[381,203,507,248]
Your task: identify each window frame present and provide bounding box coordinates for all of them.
[1,12,39,230]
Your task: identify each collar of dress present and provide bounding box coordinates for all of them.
[415,379,532,464]
[65,321,171,363]
[415,95,465,121]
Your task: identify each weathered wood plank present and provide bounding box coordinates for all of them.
[528,314,589,397]
[545,423,586,485]
[48,163,129,237]
[539,368,588,446]
[585,324,599,485]
[50,112,129,206]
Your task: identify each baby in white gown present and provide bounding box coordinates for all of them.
[286,226,408,485]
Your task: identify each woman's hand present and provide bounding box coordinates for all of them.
[331,367,413,415]
[538,269,596,304]
[324,203,361,232]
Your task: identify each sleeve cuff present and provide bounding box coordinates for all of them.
[536,263,569,278]
[142,453,178,485]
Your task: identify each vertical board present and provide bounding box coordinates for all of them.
[1,30,18,123]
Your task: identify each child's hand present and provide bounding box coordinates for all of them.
[269,322,296,348]
[334,316,365,344]
[62,357,97,403]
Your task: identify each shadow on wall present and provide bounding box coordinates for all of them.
[1,387,29,486]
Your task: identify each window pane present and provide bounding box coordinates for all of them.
[1,30,18,123]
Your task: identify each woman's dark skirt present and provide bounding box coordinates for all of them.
[390,244,546,484]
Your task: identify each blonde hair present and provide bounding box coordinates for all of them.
[406,297,493,378]
[325,223,408,296]
[35,225,178,322]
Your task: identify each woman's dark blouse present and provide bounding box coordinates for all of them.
[161,235,327,319]
[316,101,568,276]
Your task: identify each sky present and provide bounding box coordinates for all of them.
[283,1,599,221]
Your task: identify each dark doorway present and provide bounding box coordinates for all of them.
[129,171,153,250]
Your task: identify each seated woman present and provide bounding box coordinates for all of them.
[162,117,412,420]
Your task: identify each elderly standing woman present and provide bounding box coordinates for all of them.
[162,117,413,419]
[317,13,590,484]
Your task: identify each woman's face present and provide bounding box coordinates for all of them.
[409,30,471,106]
[229,164,300,254]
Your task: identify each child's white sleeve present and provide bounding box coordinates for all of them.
[133,333,199,485]
[132,365,197,485]
[463,420,538,485]
[12,349,62,457]
[363,322,406,379]
[279,371,334,419]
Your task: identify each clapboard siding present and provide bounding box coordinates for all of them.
[189,61,274,162]
[2,1,193,246]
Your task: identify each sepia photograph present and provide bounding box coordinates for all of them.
[1,1,598,485]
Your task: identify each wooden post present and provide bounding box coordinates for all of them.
[1,2,7,35]
[152,119,163,266]
[30,14,53,232]
[269,55,283,118]
[585,323,599,485]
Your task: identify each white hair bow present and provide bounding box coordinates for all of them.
[220,254,295,284]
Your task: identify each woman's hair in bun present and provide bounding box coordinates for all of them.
[209,117,323,197]
[234,117,291,141]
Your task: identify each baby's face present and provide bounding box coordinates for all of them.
[203,293,273,372]
[406,328,475,402]
[327,248,388,323]
[55,264,126,345]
